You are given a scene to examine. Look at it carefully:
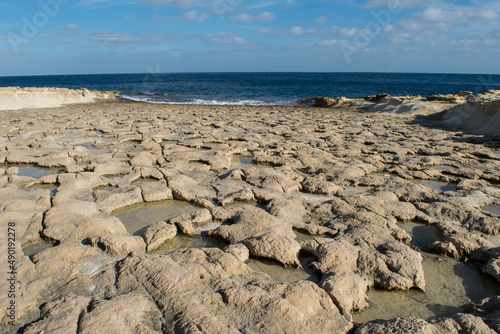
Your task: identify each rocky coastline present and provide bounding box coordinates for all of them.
[1,89,499,333]
[0,87,119,111]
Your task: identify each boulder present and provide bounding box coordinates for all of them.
[142,222,178,252]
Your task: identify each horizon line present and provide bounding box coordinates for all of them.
[2,71,500,78]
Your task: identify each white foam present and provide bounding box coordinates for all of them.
[121,95,289,106]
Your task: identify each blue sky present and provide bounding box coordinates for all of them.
[0,0,499,75]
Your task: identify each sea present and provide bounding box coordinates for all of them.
[1,72,500,106]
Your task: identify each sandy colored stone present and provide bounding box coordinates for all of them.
[78,292,162,334]
[210,206,301,266]
[90,235,146,256]
[142,221,178,252]
[140,179,173,202]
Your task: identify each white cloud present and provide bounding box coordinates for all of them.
[40,24,80,38]
[204,32,249,46]
[339,28,357,37]
[257,26,316,36]
[88,33,173,45]
[230,11,276,23]
[314,16,329,25]
[139,0,212,8]
[317,39,338,47]
[418,7,499,23]
[183,10,210,22]
[78,0,134,6]
[362,0,443,9]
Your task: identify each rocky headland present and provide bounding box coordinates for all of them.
[0,89,499,333]
[0,87,119,111]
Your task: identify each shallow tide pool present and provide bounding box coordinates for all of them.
[113,200,200,236]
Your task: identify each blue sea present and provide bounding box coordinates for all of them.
[1,72,500,106]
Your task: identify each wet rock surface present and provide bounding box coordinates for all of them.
[0,101,499,333]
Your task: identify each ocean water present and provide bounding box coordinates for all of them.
[1,72,499,106]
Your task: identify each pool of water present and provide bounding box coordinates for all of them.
[411,180,456,193]
[344,186,376,194]
[352,219,500,323]
[294,230,331,243]
[398,221,442,248]
[9,164,62,179]
[292,192,335,201]
[230,154,268,169]
[25,183,58,196]
[246,250,320,283]
[352,253,500,324]
[150,233,227,254]
[483,204,500,216]
[112,200,200,236]
[431,165,458,171]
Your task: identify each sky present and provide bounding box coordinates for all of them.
[0,0,499,75]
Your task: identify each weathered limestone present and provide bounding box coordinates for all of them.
[89,235,146,256]
[210,206,301,266]
[444,90,500,136]
[117,250,353,334]
[0,87,118,111]
[302,238,424,317]
[142,222,178,252]
[1,99,499,333]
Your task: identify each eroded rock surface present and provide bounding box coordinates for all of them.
[1,100,499,333]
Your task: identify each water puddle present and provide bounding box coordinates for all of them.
[231,155,253,169]
[96,131,104,137]
[431,165,458,171]
[398,221,441,248]
[150,233,226,255]
[344,186,376,194]
[25,183,58,196]
[292,192,335,201]
[411,180,456,193]
[230,154,268,169]
[22,239,54,258]
[352,253,500,324]
[246,251,319,283]
[483,204,500,216]
[112,200,200,236]
[6,164,63,179]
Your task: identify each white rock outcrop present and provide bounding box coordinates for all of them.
[0,87,118,111]
[443,90,500,136]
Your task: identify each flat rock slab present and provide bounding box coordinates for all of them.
[0,101,499,333]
